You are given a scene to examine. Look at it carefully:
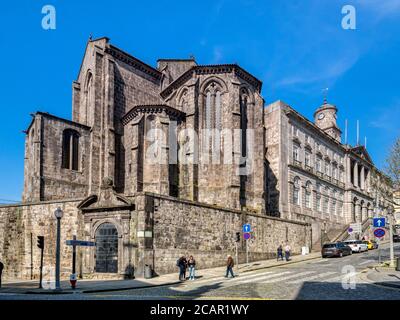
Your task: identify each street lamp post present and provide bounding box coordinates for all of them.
[54,207,63,291]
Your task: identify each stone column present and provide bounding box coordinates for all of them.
[354,162,359,188]
[360,166,365,190]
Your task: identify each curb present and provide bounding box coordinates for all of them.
[1,255,321,295]
[359,269,400,291]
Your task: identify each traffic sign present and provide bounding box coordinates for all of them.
[374,228,385,238]
[66,240,96,247]
[349,223,362,234]
[243,232,251,240]
[242,224,251,233]
[348,227,353,233]
[373,217,386,228]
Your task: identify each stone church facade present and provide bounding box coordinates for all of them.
[0,37,392,280]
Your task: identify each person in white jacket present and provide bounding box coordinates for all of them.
[284,244,291,261]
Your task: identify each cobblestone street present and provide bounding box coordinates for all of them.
[1,243,399,300]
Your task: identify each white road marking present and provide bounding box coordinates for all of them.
[184,269,275,285]
[358,259,375,266]
[260,271,315,284]
[324,272,359,283]
[287,272,337,284]
[236,271,293,284]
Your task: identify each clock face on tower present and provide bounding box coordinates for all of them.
[318,113,325,120]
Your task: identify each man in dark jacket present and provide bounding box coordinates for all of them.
[225,255,235,278]
[177,256,187,281]
[0,261,4,288]
[277,245,284,261]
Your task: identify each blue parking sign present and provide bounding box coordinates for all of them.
[242,224,251,233]
[373,217,385,228]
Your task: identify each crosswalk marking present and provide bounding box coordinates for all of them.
[260,271,315,284]
[324,272,359,283]
[287,271,337,284]
[185,269,275,285]
[235,271,292,284]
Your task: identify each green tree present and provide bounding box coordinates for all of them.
[385,136,400,188]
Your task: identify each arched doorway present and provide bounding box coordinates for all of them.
[95,223,118,273]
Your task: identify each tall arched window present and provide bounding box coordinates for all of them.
[84,72,93,126]
[203,82,222,130]
[62,129,80,170]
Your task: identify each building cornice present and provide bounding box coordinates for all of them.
[122,104,186,126]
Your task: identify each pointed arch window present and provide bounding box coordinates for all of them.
[62,129,80,170]
[203,82,223,130]
[84,72,93,126]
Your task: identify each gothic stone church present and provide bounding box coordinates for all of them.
[2,36,375,280]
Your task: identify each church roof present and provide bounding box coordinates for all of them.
[160,64,263,99]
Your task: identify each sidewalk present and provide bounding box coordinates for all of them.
[0,251,321,295]
[363,265,400,290]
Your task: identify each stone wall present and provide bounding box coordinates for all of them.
[141,193,311,275]
[0,199,83,280]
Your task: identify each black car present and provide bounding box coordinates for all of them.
[321,242,352,258]
[393,234,400,243]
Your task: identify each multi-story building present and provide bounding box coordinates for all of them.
[265,100,393,246]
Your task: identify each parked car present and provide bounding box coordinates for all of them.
[344,240,368,253]
[321,242,352,258]
[363,240,378,250]
[393,234,400,243]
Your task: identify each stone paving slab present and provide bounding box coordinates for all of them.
[0,252,321,295]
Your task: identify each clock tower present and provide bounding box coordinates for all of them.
[314,99,342,142]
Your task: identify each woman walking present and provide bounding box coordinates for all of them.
[225,255,235,278]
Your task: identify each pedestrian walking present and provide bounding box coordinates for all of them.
[225,255,235,278]
[177,256,187,281]
[187,255,196,281]
[285,243,291,261]
[277,245,284,261]
[0,261,4,288]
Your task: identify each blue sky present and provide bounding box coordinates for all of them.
[0,0,399,202]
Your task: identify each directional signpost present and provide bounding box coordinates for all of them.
[66,236,96,289]
[373,217,386,228]
[242,224,252,265]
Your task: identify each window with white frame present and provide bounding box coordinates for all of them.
[324,187,330,214]
[305,150,311,167]
[293,144,300,162]
[316,183,322,211]
[305,181,312,209]
[293,177,300,205]
[316,157,322,172]
[325,160,330,176]
[332,166,337,180]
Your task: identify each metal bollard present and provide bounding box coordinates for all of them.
[396,258,400,272]
[144,264,153,279]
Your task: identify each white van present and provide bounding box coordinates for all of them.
[343,240,368,253]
